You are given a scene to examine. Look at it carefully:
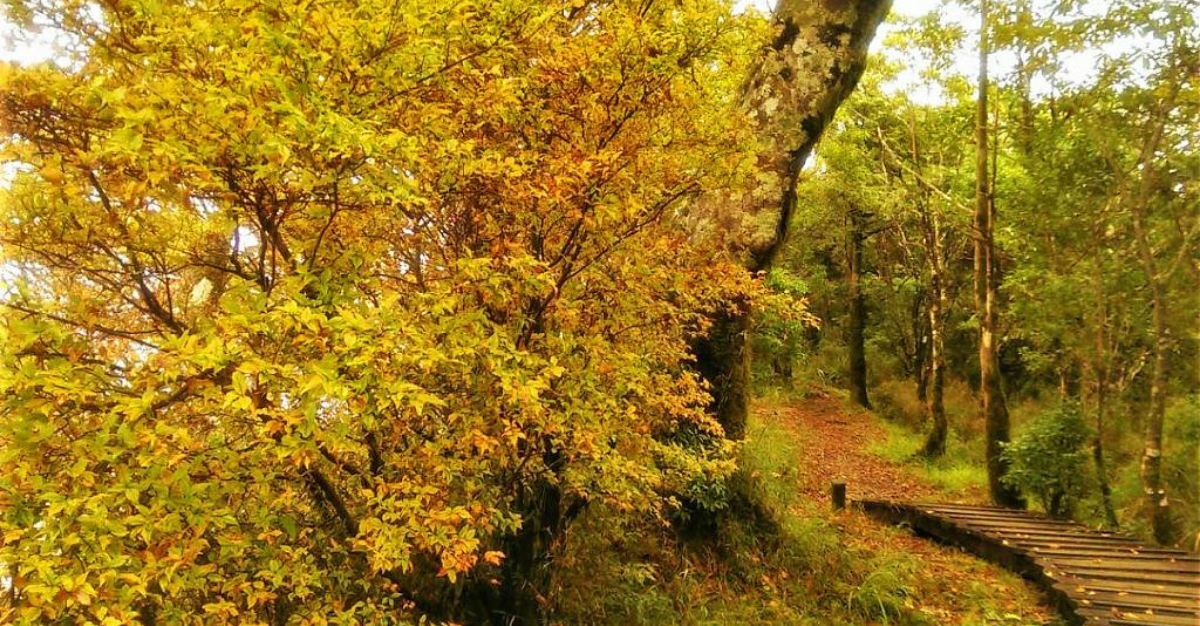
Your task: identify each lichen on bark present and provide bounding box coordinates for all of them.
[692,0,892,438]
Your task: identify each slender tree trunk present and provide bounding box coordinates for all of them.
[693,0,892,439]
[917,194,947,457]
[914,293,930,403]
[772,352,794,381]
[1092,44,1188,546]
[1091,285,1119,528]
[894,211,929,404]
[921,272,947,458]
[848,206,871,409]
[974,0,1023,507]
[1130,196,1177,546]
[899,115,945,454]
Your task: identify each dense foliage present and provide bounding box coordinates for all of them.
[0,0,777,623]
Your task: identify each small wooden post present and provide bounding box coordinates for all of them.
[831,481,846,510]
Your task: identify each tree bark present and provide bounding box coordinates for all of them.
[1130,185,1177,546]
[694,307,752,440]
[904,119,947,457]
[1091,279,1119,529]
[693,0,892,438]
[918,203,947,458]
[848,205,871,409]
[914,292,930,404]
[974,0,1023,508]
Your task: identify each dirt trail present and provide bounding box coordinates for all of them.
[764,393,938,504]
[754,392,1064,625]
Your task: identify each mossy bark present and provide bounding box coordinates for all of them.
[847,205,871,409]
[694,310,751,440]
[697,0,892,439]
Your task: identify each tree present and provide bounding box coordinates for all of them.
[847,202,873,409]
[903,124,953,458]
[1094,39,1197,546]
[693,0,892,438]
[973,0,1023,508]
[0,1,766,623]
[877,102,970,459]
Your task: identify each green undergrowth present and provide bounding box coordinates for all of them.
[868,418,989,501]
[864,379,990,500]
[868,381,1200,546]
[548,415,930,625]
[547,404,1056,625]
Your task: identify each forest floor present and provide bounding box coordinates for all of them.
[751,390,1064,625]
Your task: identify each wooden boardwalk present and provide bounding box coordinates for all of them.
[858,500,1200,626]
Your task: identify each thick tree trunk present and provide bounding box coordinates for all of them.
[485,448,587,625]
[848,206,871,409]
[980,256,1020,506]
[693,309,752,440]
[974,0,1023,508]
[694,0,892,438]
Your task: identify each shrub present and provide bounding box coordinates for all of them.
[1001,403,1093,518]
[1163,396,1200,547]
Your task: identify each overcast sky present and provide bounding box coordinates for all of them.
[0,0,1139,107]
[2,0,953,64]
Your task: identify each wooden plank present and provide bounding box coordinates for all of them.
[1072,582,1200,600]
[930,511,1103,528]
[974,525,1137,540]
[993,532,1144,546]
[960,520,1137,539]
[1076,606,1200,626]
[1075,593,1200,615]
[1029,547,1199,561]
[918,505,1084,523]
[1046,569,1200,587]
[1075,589,1200,611]
[1049,556,1200,573]
[1015,538,1163,551]
[908,501,1049,514]
[938,514,1119,531]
